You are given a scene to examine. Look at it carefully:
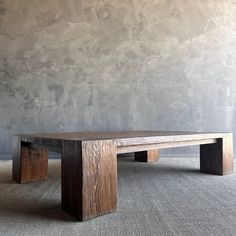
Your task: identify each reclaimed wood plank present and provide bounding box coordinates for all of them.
[61,140,117,221]
[200,134,233,175]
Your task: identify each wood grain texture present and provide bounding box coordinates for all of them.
[20,146,48,183]
[134,150,160,162]
[13,138,48,184]
[61,140,117,221]
[13,130,233,221]
[222,134,234,175]
[19,130,196,141]
[20,130,226,143]
[19,131,227,156]
[82,140,117,220]
[118,139,217,154]
[200,134,233,175]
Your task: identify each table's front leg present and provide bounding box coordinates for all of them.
[12,136,48,184]
[200,134,233,175]
[61,140,117,221]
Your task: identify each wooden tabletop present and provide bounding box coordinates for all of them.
[18,130,231,145]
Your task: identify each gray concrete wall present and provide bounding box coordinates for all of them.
[1,0,236,157]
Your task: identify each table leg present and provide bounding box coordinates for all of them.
[134,150,160,162]
[200,134,233,175]
[61,140,117,221]
[12,136,48,183]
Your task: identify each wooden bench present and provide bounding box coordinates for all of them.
[12,131,233,221]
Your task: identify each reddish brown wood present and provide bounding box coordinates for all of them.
[200,134,233,175]
[61,140,117,221]
[117,139,217,154]
[134,150,160,162]
[13,130,233,221]
[12,136,48,184]
[20,147,48,183]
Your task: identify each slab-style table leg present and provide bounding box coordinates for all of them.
[12,136,48,184]
[134,150,160,162]
[61,140,117,221]
[200,134,233,175]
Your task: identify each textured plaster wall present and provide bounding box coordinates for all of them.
[1,0,236,156]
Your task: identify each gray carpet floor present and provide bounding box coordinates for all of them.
[1,156,236,236]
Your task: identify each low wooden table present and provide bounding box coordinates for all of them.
[12,131,233,221]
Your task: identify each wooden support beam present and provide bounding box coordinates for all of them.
[200,134,233,175]
[134,150,160,162]
[61,140,117,221]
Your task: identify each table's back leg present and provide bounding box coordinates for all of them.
[12,136,21,182]
[134,150,160,162]
[200,134,233,175]
[61,140,117,221]
[12,136,48,183]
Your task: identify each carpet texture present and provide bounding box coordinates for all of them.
[0,156,236,236]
